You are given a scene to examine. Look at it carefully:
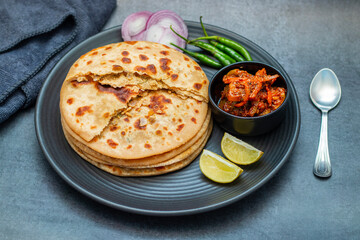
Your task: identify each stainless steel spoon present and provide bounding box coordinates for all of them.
[310,68,341,178]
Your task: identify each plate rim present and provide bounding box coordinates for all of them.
[35,21,301,216]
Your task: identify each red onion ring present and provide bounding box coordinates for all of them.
[121,10,188,50]
[121,11,153,41]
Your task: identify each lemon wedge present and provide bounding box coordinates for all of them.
[221,132,264,165]
[199,149,243,183]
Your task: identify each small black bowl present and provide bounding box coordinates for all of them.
[209,61,290,136]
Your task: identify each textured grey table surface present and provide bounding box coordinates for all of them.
[1,0,360,239]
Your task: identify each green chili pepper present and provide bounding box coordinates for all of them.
[170,25,235,66]
[190,41,236,66]
[200,16,245,62]
[190,17,252,61]
[170,43,222,69]
[190,35,252,61]
[209,40,245,62]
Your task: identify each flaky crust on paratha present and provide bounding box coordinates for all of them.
[61,109,211,166]
[66,121,213,177]
[59,41,212,176]
[62,90,208,159]
[65,41,208,101]
[60,41,209,143]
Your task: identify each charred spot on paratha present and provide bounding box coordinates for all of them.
[109,125,118,131]
[71,80,91,87]
[134,118,147,130]
[96,84,136,103]
[121,57,131,63]
[193,83,202,90]
[139,54,149,61]
[159,58,171,72]
[134,64,157,75]
[171,74,178,81]
[125,41,137,45]
[107,139,118,148]
[67,98,74,105]
[112,65,123,71]
[76,106,92,116]
[176,124,185,131]
[160,50,169,56]
[148,95,172,114]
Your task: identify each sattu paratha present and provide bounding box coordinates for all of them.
[59,41,211,176]
[64,120,213,176]
[60,41,209,142]
[61,109,211,167]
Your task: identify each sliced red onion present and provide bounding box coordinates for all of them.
[145,25,185,48]
[121,11,153,41]
[144,10,188,48]
[121,10,188,50]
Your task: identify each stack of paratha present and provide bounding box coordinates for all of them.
[60,41,212,176]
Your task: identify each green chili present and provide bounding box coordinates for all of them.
[190,35,252,61]
[170,43,222,69]
[190,41,236,66]
[190,18,252,61]
[199,16,245,62]
[208,40,245,62]
[170,25,235,66]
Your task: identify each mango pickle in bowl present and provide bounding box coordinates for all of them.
[209,61,290,136]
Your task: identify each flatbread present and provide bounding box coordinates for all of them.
[60,41,209,142]
[62,90,208,159]
[67,121,212,177]
[59,41,212,176]
[61,109,211,167]
[65,41,209,102]
[60,79,140,141]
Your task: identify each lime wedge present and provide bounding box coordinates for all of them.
[221,132,263,165]
[199,149,243,183]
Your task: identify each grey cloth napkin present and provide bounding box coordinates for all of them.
[0,0,116,123]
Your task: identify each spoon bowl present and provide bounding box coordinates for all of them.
[310,69,341,111]
[310,68,341,178]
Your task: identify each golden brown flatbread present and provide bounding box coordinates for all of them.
[66,121,213,177]
[60,41,209,142]
[61,109,211,167]
[65,90,208,159]
[65,41,209,101]
[59,41,212,176]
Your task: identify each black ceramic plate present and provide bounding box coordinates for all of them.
[35,21,300,216]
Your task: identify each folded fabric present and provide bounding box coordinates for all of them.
[0,0,116,123]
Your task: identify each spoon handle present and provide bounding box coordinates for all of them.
[313,111,332,177]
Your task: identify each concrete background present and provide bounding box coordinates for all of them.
[1,0,360,239]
